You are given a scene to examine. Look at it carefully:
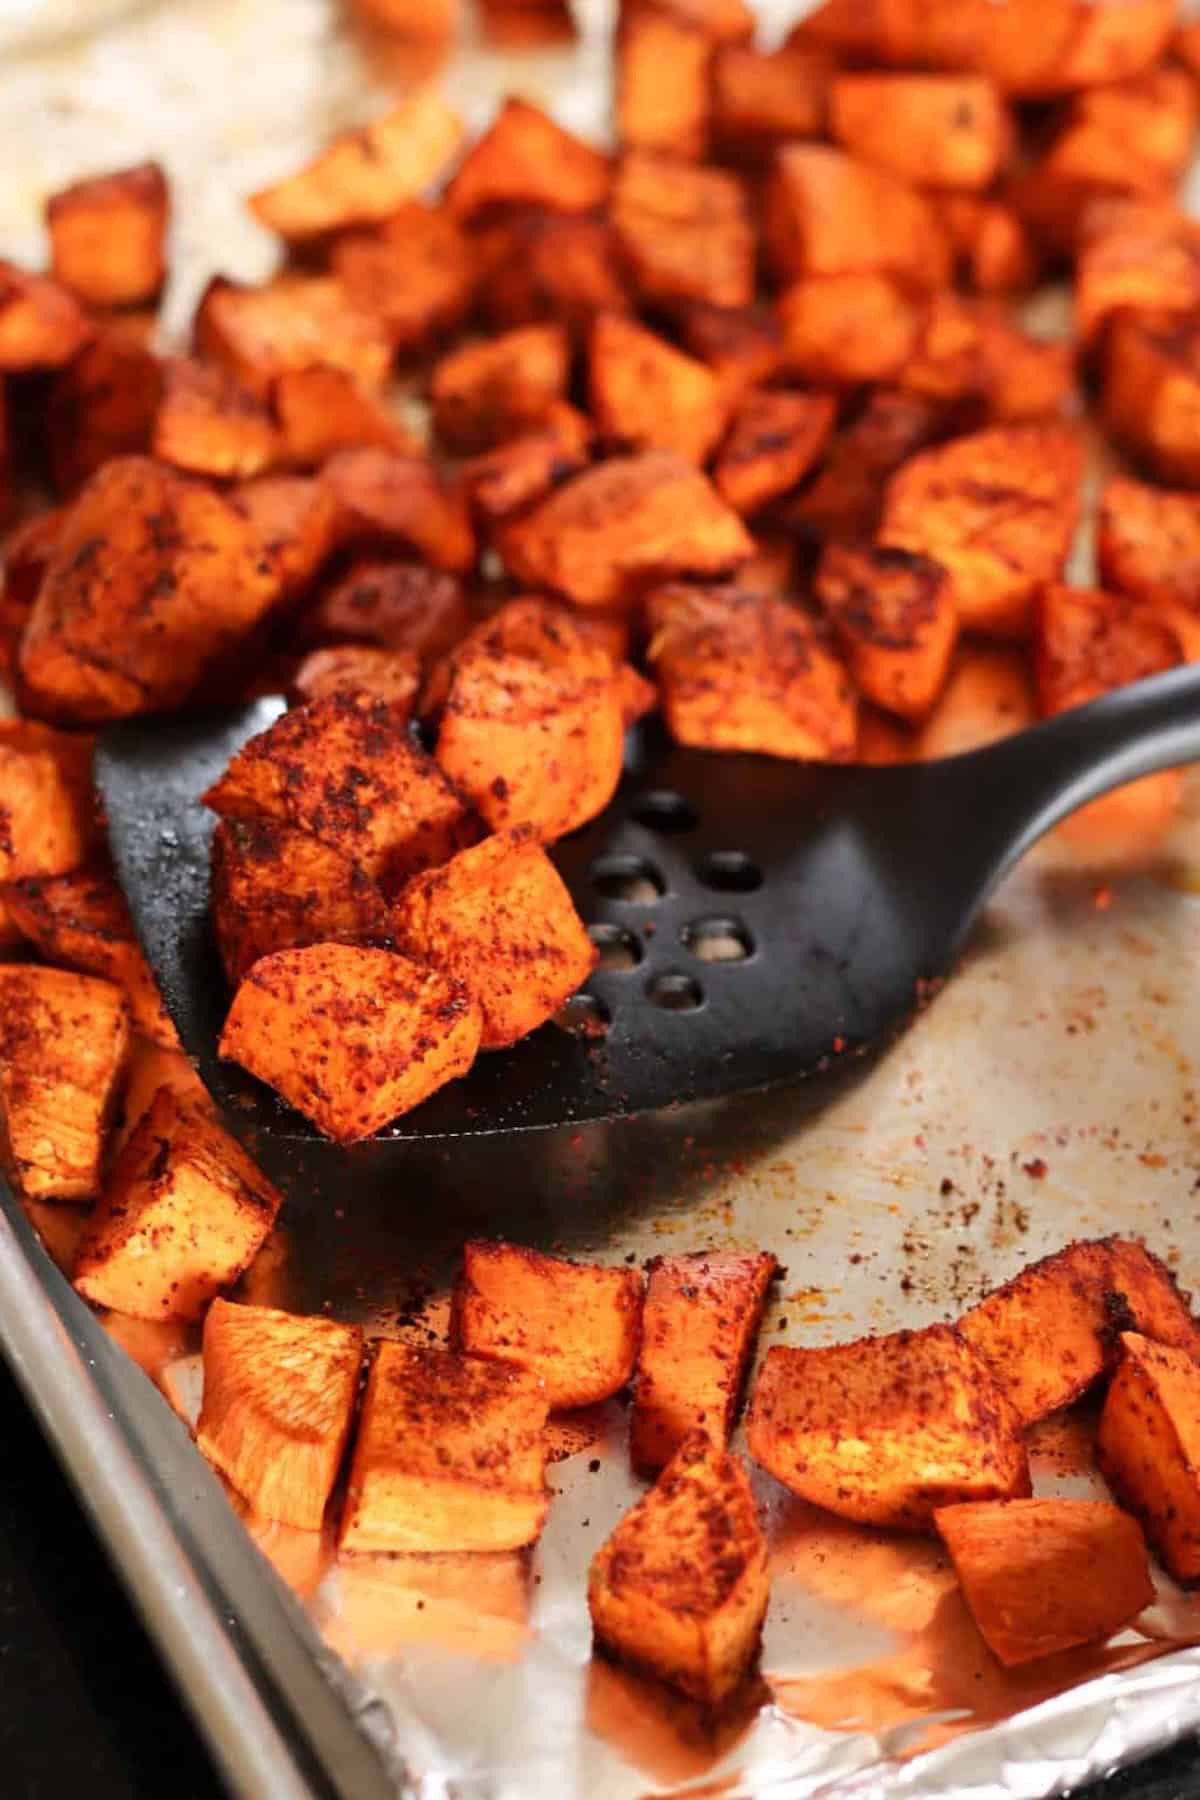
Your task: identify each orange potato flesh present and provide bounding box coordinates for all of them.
[0,262,93,372]
[46,161,168,308]
[323,448,476,575]
[0,965,130,1202]
[1098,475,1200,614]
[272,366,415,467]
[339,1340,549,1553]
[197,1299,364,1530]
[748,1325,1032,1531]
[677,303,782,399]
[431,323,571,453]
[1075,207,1200,349]
[935,1498,1153,1667]
[786,387,949,542]
[446,96,610,220]
[297,558,471,664]
[616,10,712,162]
[588,313,729,465]
[0,510,65,678]
[609,152,755,312]
[393,831,597,1049]
[764,144,951,289]
[473,212,629,334]
[218,943,482,1141]
[830,74,1009,192]
[73,1085,280,1320]
[1098,1332,1200,1584]
[331,204,476,355]
[452,1240,643,1407]
[46,326,163,495]
[422,591,619,714]
[1102,310,1200,488]
[589,1433,768,1705]
[776,273,919,386]
[0,719,99,881]
[711,44,828,161]
[291,644,420,713]
[152,358,280,480]
[460,405,593,522]
[194,275,393,400]
[621,0,754,43]
[229,474,341,602]
[112,1035,214,1157]
[631,1248,776,1471]
[939,194,1038,294]
[713,386,836,515]
[913,646,1036,761]
[815,543,958,723]
[1043,66,1196,204]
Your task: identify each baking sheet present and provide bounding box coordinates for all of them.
[7,1,1200,1795]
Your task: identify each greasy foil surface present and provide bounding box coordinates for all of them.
[6,2,1200,1794]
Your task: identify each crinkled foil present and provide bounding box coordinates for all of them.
[6,2,1200,1795]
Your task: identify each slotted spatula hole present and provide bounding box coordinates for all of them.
[631,789,698,834]
[590,853,664,902]
[683,917,753,963]
[588,923,642,970]
[697,850,762,893]
[647,971,704,1012]
[554,992,610,1038]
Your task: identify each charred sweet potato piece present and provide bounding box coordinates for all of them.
[46,161,168,308]
[431,324,570,454]
[460,404,593,522]
[0,719,98,880]
[631,1249,776,1471]
[250,89,463,241]
[323,448,475,574]
[0,511,65,673]
[879,423,1083,638]
[1098,1332,1200,1583]
[498,451,752,607]
[0,263,92,372]
[291,644,420,712]
[610,153,755,312]
[423,590,621,714]
[152,358,280,480]
[816,543,958,722]
[646,582,856,761]
[2,868,176,1048]
[1074,206,1200,348]
[393,831,596,1047]
[0,965,130,1201]
[786,388,949,543]
[473,212,628,333]
[297,558,471,663]
[1098,475,1200,614]
[713,386,836,515]
[677,304,782,399]
[20,456,281,723]
[197,1300,364,1529]
[936,1499,1153,1667]
[711,43,828,160]
[447,96,610,221]
[1043,66,1196,206]
[229,474,340,601]
[453,1241,642,1407]
[219,943,482,1139]
[210,816,395,985]
[73,1085,280,1319]
[113,1038,214,1160]
[748,1325,1031,1531]
[272,366,413,467]
[831,75,1009,192]
[616,9,712,161]
[939,194,1038,295]
[588,314,728,465]
[589,1433,768,1704]
[340,1340,549,1552]
[195,275,392,400]
[331,203,475,355]
[45,324,163,495]
[1102,311,1200,488]
[204,692,478,891]
[973,317,1074,425]
[776,273,919,386]
[764,145,950,289]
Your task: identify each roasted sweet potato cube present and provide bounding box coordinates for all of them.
[250,89,463,242]
[0,510,64,679]
[0,263,92,372]
[1098,475,1200,613]
[229,474,340,602]
[0,966,130,1201]
[323,448,475,574]
[431,324,570,454]
[424,592,621,717]
[616,9,711,161]
[1034,582,1179,715]
[816,544,958,723]
[291,644,420,713]
[914,647,1036,760]
[453,1241,642,1406]
[936,1499,1153,1667]
[830,75,1009,192]
[622,0,753,38]
[974,317,1074,425]
[460,405,592,522]
[631,1249,776,1470]
[46,160,167,308]
[1075,207,1200,348]
[879,423,1083,638]
[473,212,628,333]
[20,456,281,723]
[610,153,755,311]
[711,43,828,160]
[340,1340,549,1552]
[219,943,481,1140]
[210,816,396,985]
[349,0,455,32]
[0,719,98,880]
[2,868,177,1048]
[204,692,478,890]
[497,451,752,607]
[44,327,163,496]
[939,194,1038,295]
[1102,311,1200,488]
[776,274,919,386]
[195,275,392,400]
[589,314,728,465]
[113,1036,214,1157]
[197,1299,364,1529]
[152,358,279,480]
[646,582,856,761]
[446,96,609,221]
[786,388,948,543]
[1098,1332,1200,1583]
[272,366,413,467]
[331,204,475,355]
[297,558,471,662]
[73,1085,280,1319]
[589,1433,768,1704]
[713,387,835,515]
[1177,18,1200,74]
[747,1325,1031,1530]
[393,831,596,1047]
[677,305,781,399]
[1043,67,1196,205]
[764,145,950,289]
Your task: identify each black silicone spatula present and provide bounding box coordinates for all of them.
[96,664,1200,1166]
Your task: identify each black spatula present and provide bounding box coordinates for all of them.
[96,665,1200,1168]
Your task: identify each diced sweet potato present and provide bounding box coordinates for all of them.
[914,646,1036,760]
[939,194,1038,294]
[73,1085,280,1320]
[646,582,856,761]
[194,275,392,400]
[1034,582,1179,714]
[711,43,828,160]
[272,366,414,467]
[622,0,753,39]
[498,451,752,607]
[210,816,395,985]
[0,511,64,679]
[152,358,279,480]
[0,263,92,372]
[856,707,914,765]
[322,448,475,574]
[45,325,163,495]
[349,0,455,32]
[197,1299,363,1529]
[609,152,754,312]
[229,474,340,602]
[1102,311,1200,488]
[747,1325,1031,1531]
[393,831,596,1047]
[1043,66,1196,206]
[764,145,950,289]
[219,943,482,1140]
[20,456,281,723]
[973,317,1074,425]
[713,386,836,515]
[340,1341,549,1552]
[460,404,593,522]
[112,1036,214,1157]
[589,1433,768,1704]
[776,273,919,386]
[1098,1332,1200,1583]
[331,204,475,355]
[1098,475,1200,613]
[678,304,782,399]
[46,161,168,308]
[473,211,629,333]
[616,9,712,161]
[453,1241,643,1406]
[423,589,620,714]
[0,719,98,880]
[589,313,728,464]
[1075,206,1200,348]
[785,387,948,542]
[879,423,1083,638]
[291,644,420,713]
[446,96,610,220]
[831,75,1009,192]
[0,965,130,1201]
[250,89,463,241]
[960,1237,1200,1428]
[631,1249,776,1471]
[936,1498,1153,1667]
[2,867,177,1048]
[204,692,478,891]
[816,543,958,723]
[297,558,471,663]
[431,324,570,453]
